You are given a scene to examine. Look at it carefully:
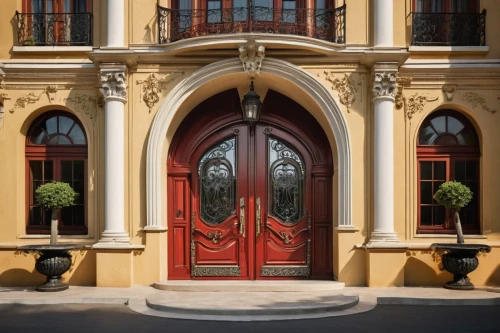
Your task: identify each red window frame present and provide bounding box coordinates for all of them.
[416,110,480,234]
[25,111,88,235]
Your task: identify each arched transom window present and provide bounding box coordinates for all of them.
[417,110,480,234]
[26,111,88,235]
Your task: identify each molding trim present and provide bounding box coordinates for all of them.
[146,57,352,230]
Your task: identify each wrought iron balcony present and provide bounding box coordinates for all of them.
[16,11,92,46]
[410,10,486,46]
[158,5,346,44]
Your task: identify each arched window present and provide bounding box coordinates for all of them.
[26,111,88,235]
[417,110,480,234]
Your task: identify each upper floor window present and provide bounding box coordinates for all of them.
[417,110,480,235]
[17,0,93,46]
[26,112,88,235]
[411,0,485,46]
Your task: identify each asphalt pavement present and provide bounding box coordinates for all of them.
[0,303,499,333]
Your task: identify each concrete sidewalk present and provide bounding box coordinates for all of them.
[0,285,499,321]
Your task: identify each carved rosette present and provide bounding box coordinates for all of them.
[239,43,266,78]
[100,71,127,103]
[372,73,397,100]
[324,72,359,112]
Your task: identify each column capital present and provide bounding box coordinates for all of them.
[372,72,397,101]
[100,65,128,103]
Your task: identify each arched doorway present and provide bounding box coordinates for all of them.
[167,88,333,280]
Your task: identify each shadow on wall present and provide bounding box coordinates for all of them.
[486,263,500,286]
[339,248,366,286]
[0,268,45,287]
[66,250,96,286]
[404,255,450,286]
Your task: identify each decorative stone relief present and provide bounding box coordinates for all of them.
[9,92,42,113]
[405,93,439,120]
[135,72,184,112]
[372,73,397,99]
[8,85,57,113]
[239,43,265,78]
[324,72,360,112]
[0,94,6,130]
[44,85,58,103]
[64,93,101,124]
[100,71,127,101]
[442,85,457,102]
[395,78,412,110]
[459,92,497,114]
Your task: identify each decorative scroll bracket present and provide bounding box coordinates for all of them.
[442,84,457,102]
[239,42,266,78]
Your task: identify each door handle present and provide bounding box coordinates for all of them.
[240,197,245,237]
[256,197,261,236]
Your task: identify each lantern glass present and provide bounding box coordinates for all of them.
[241,81,262,124]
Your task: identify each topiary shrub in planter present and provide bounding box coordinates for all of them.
[20,181,82,292]
[431,181,490,290]
[433,180,472,244]
[35,181,79,245]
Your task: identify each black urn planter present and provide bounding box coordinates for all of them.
[432,243,491,290]
[19,245,81,292]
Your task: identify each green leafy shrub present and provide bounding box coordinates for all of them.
[35,181,78,209]
[434,181,473,210]
[24,36,35,46]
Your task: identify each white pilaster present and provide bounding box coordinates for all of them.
[370,64,399,243]
[106,0,125,47]
[95,65,130,247]
[374,0,393,47]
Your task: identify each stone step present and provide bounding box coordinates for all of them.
[138,290,362,321]
[154,280,345,292]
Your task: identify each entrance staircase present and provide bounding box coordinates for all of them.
[133,280,368,321]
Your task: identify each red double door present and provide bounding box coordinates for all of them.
[190,124,313,279]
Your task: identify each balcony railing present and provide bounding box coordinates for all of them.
[158,5,346,44]
[410,10,486,46]
[16,11,92,46]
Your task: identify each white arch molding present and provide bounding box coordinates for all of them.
[145,57,353,230]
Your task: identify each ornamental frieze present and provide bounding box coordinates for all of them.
[8,86,57,113]
[324,72,360,112]
[459,92,497,114]
[135,72,184,112]
[64,93,102,124]
[405,93,439,120]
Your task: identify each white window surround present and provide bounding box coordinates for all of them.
[12,46,94,53]
[409,46,489,53]
[145,57,353,231]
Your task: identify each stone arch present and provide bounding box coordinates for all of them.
[146,57,352,230]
